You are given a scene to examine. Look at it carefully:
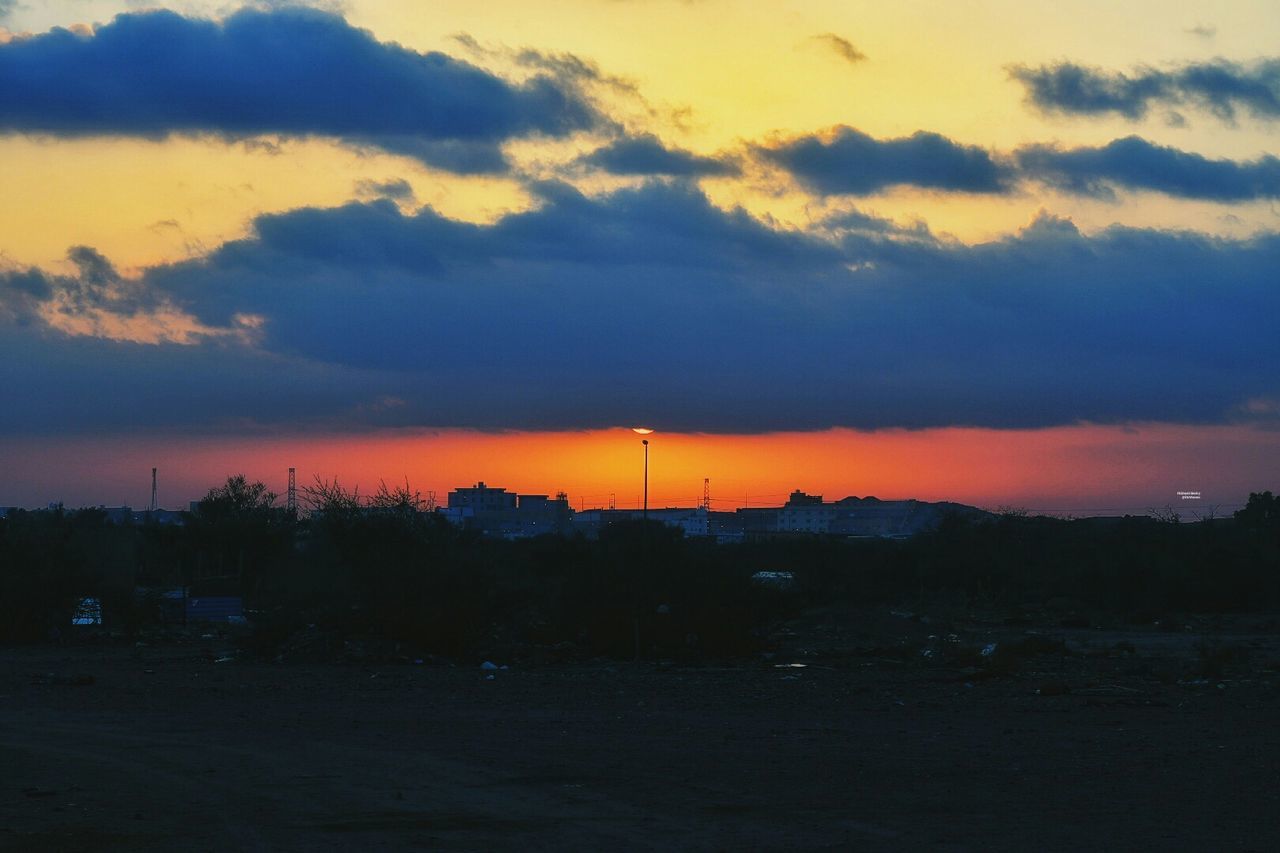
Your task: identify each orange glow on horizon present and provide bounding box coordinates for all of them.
[2,424,1277,516]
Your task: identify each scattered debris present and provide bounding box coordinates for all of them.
[30,673,94,687]
[1036,682,1070,696]
[1074,685,1144,697]
[752,571,795,589]
[274,626,339,663]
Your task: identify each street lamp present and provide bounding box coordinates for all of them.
[629,427,654,662]
[642,439,649,522]
[631,428,654,521]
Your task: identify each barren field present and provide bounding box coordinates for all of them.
[3,610,1279,852]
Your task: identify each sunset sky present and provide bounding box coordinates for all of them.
[1,0,1278,513]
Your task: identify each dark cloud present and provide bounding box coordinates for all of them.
[1186,24,1217,39]
[817,207,902,234]
[811,33,866,65]
[0,244,160,326]
[757,126,1012,195]
[1008,63,1170,120]
[0,7,599,172]
[1010,59,1280,123]
[0,267,52,324]
[580,134,738,177]
[356,137,510,175]
[1018,136,1280,201]
[449,33,638,115]
[452,34,682,139]
[758,121,1280,203]
[2,182,1274,435]
[57,245,121,313]
[67,246,116,287]
[354,177,416,202]
[511,45,637,97]
[0,267,50,300]
[0,323,393,435]
[763,126,1280,202]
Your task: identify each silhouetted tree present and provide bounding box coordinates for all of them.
[300,476,362,517]
[195,474,278,521]
[187,475,292,599]
[1235,491,1279,532]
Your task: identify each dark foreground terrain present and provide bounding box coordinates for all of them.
[3,610,1279,852]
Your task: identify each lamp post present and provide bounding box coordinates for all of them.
[642,439,649,522]
[631,428,654,522]
[630,427,655,662]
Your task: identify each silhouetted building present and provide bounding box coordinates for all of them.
[447,482,517,512]
[730,493,992,539]
[442,483,571,538]
[436,482,987,540]
[779,489,837,533]
[705,507,795,540]
[572,507,709,539]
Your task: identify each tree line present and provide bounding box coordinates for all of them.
[1,477,1277,656]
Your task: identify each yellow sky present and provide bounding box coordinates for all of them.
[2,0,1278,273]
[0,134,528,274]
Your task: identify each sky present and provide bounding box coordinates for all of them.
[0,0,1277,513]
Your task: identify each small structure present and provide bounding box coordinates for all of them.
[185,596,245,624]
[71,597,103,626]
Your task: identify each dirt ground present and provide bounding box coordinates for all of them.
[3,610,1279,852]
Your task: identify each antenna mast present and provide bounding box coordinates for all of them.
[286,467,297,517]
[149,467,157,513]
[701,477,710,511]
